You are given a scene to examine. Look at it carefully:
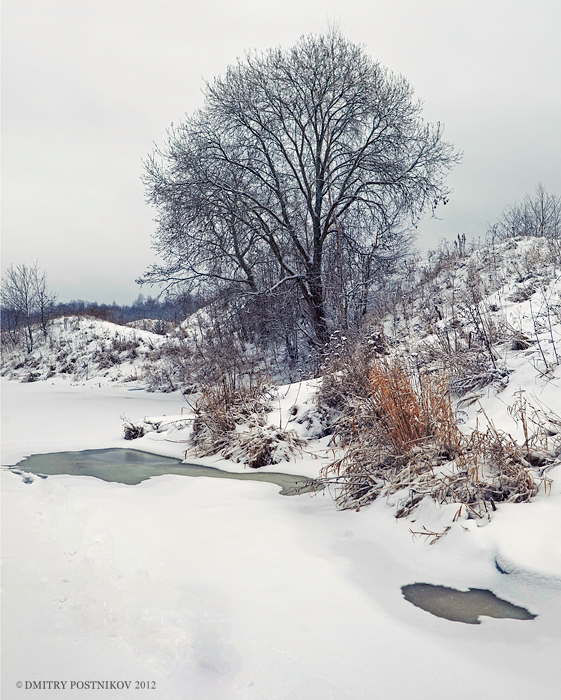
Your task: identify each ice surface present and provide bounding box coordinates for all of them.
[2,377,561,700]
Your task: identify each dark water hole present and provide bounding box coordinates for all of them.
[402,583,536,624]
[10,448,320,496]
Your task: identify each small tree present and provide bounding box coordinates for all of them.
[1,262,57,351]
[142,31,460,347]
[490,184,561,240]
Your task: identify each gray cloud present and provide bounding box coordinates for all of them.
[3,0,560,303]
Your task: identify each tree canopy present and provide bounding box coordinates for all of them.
[142,31,460,345]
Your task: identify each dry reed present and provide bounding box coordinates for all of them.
[188,379,305,468]
[319,359,554,518]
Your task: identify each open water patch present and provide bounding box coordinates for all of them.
[10,448,320,495]
[401,583,536,624]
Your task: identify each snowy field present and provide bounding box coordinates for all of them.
[2,375,561,700]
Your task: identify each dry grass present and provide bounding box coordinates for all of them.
[188,379,306,468]
[368,362,457,453]
[218,424,307,469]
[319,359,554,518]
[120,414,146,440]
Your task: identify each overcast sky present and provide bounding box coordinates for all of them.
[3,0,560,304]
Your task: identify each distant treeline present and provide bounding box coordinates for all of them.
[52,293,205,329]
[1,289,206,345]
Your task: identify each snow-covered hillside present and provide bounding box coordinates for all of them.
[112,236,561,519]
[1,316,166,384]
[2,236,561,699]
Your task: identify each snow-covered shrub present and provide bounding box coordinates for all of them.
[188,379,305,467]
[190,380,272,451]
[220,424,307,469]
[121,415,146,440]
[320,360,555,518]
[141,339,195,392]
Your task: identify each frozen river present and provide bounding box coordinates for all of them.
[2,378,561,700]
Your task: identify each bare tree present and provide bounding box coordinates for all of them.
[1,262,57,351]
[490,183,561,240]
[142,31,460,345]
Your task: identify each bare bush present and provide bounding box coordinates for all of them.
[219,425,307,469]
[141,302,285,394]
[490,184,561,240]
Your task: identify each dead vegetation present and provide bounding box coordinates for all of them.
[319,359,557,518]
[368,235,560,400]
[121,414,146,440]
[188,378,306,469]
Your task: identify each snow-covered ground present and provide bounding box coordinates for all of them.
[2,373,561,700]
[2,237,561,699]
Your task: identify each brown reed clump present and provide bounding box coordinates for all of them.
[367,361,459,454]
[319,359,553,518]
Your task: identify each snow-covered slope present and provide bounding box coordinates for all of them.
[1,316,166,384]
[2,236,561,699]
